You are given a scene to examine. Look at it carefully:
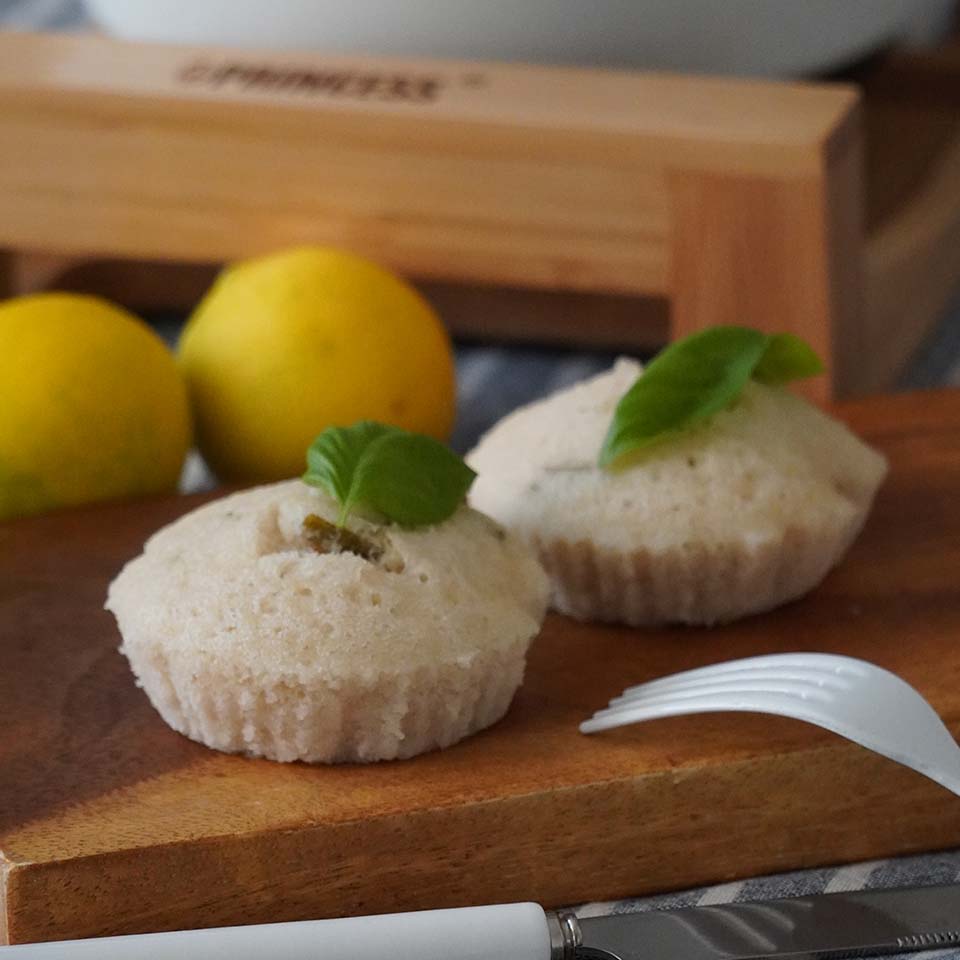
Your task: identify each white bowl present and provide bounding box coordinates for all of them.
[85,0,954,77]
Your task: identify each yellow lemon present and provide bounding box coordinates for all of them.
[178,247,456,483]
[0,293,191,521]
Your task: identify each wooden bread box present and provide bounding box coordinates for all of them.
[0,29,876,403]
[3,30,960,401]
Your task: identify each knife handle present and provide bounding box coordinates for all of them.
[0,903,552,959]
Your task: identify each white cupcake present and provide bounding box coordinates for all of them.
[467,358,887,626]
[106,479,548,763]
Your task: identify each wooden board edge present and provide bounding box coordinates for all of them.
[0,254,672,352]
[666,82,862,404]
[824,94,867,400]
[0,855,21,946]
[6,734,960,944]
[0,30,858,150]
[834,385,960,434]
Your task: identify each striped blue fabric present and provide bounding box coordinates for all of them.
[5,2,960,949]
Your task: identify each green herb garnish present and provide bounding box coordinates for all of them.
[752,331,824,385]
[598,327,823,469]
[303,421,476,528]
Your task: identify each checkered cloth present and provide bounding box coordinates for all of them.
[5,1,960,952]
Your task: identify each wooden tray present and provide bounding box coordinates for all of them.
[2,389,960,945]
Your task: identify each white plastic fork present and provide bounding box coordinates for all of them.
[580,653,960,797]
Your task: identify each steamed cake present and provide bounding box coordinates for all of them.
[106,479,549,762]
[467,358,887,626]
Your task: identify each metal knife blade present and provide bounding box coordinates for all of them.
[565,884,960,960]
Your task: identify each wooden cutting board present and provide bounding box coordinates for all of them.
[2,390,960,945]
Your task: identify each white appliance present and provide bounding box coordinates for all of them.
[85,0,955,77]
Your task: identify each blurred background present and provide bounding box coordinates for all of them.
[2,0,960,507]
[27,0,960,74]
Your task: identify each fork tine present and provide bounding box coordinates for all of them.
[581,656,960,798]
[609,667,853,707]
[581,689,834,734]
[597,678,837,718]
[615,656,796,699]
[617,653,868,700]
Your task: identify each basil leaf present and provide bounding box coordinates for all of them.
[753,332,824,384]
[598,326,822,469]
[303,421,475,528]
[348,431,476,527]
[599,327,768,468]
[304,421,394,510]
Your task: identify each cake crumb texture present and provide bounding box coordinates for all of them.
[467,359,888,625]
[107,481,549,762]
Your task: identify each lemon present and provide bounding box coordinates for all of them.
[0,293,191,522]
[178,247,456,483]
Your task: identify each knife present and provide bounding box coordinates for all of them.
[1,884,958,958]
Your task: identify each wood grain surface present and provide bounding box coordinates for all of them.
[2,390,960,944]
